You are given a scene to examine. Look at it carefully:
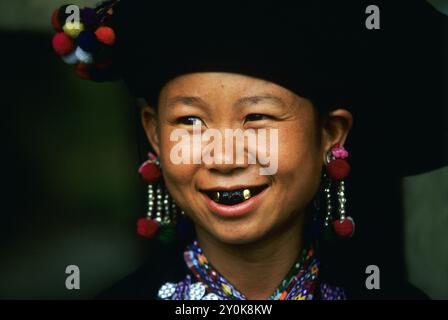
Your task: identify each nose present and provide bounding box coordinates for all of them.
[201,130,252,174]
[203,151,249,174]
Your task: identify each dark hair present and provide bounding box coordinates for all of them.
[110,0,365,114]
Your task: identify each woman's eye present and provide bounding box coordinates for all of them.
[177,116,204,125]
[245,114,271,122]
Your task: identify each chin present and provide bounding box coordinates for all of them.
[205,220,270,245]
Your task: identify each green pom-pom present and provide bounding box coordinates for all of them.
[157,224,176,243]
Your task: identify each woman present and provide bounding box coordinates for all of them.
[50,0,444,299]
[140,72,352,300]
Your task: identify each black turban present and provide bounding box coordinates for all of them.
[108,0,447,175]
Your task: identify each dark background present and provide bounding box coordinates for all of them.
[0,0,447,299]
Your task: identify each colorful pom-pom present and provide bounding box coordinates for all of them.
[51,9,62,31]
[75,63,92,80]
[61,51,78,64]
[138,160,162,184]
[63,22,85,39]
[81,7,100,28]
[332,217,355,238]
[137,218,159,239]
[326,159,350,180]
[75,47,93,64]
[331,145,349,159]
[51,3,118,83]
[52,32,75,56]
[77,30,99,52]
[95,26,116,45]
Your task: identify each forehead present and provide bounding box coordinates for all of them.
[159,72,294,102]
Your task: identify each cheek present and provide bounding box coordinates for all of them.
[277,120,320,171]
[157,127,197,206]
[275,121,322,207]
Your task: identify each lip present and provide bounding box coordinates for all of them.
[200,185,269,218]
[200,184,266,192]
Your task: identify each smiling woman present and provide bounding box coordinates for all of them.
[145,72,350,246]
[49,0,446,300]
[146,72,353,300]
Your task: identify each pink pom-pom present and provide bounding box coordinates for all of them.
[331,145,349,159]
[52,32,74,56]
[147,152,158,160]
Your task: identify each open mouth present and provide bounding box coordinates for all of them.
[202,185,268,206]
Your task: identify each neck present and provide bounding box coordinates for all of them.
[195,214,305,300]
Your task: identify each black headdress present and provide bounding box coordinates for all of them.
[51,0,447,175]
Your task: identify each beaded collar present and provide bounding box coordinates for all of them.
[158,240,346,300]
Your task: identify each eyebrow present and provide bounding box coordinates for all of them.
[166,94,286,109]
[166,96,207,109]
[234,94,286,108]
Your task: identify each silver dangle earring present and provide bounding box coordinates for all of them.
[324,144,355,239]
[136,152,184,241]
[323,174,333,229]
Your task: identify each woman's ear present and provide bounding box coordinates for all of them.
[321,108,353,158]
[140,102,160,156]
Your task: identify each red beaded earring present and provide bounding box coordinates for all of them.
[324,144,355,239]
[136,152,182,241]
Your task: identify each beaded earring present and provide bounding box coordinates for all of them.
[323,144,355,239]
[136,152,184,242]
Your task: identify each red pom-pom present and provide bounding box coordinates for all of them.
[51,9,62,31]
[137,218,159,238]
[332,217,355,238]
[75,63,91,80]
[326,159,350,180]
[52,32,75,56]
[138,160,162,183]
[95,26,116,45]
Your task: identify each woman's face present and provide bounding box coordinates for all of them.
[142,72,351,245]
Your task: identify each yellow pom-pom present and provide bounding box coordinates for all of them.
[63,22,85,39]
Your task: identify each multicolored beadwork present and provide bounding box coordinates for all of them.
[157,241,346,300]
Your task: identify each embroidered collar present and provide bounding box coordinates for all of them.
[157,240,346,300]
